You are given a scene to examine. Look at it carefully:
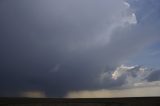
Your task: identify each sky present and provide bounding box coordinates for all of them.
[0,0,160,98]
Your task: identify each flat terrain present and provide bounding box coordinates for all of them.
[1,97,160,106]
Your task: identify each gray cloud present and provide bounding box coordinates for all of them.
[146,70,160,81]
[0,0,159,97]
[66,65,160,98]
[66,86,160,98]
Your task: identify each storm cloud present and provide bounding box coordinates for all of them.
[0,0,160,97]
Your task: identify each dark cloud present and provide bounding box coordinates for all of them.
[146,70,160,81]
[0,0,159,97]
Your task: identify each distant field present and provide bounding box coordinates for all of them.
[0,97,160,106]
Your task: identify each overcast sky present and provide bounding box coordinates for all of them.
[0,0,160,97]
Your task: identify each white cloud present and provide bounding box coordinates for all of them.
[100,65,154,86]
[124,1,131,8]
[112,65,136,80]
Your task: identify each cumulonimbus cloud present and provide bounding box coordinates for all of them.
[0,0,159,97]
